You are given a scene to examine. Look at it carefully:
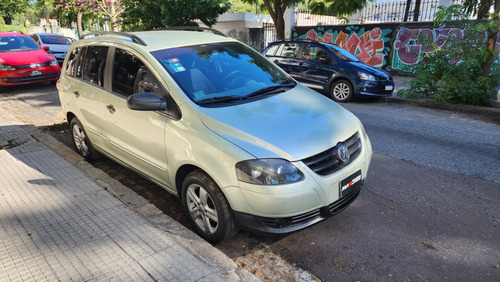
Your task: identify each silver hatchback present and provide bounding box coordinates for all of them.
[57,29,373,243]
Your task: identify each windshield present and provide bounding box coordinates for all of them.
[323,43,360,62]
[0,36,41,52]
[151,42,294,105]
[40,34,72,45]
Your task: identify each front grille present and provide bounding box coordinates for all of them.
[301,132,362,176]
[13,62,54,69]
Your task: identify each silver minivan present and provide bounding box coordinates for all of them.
[57,30,373,243]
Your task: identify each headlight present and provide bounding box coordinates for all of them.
[359,72,376,81]
[50,59,58,67]
[0,64,15,71]
[236,159,304,185]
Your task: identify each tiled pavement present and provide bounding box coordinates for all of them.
[0,109,257,281]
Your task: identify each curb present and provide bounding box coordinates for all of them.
[384,96,500,125]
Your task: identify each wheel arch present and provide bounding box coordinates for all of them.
[66,111,76,124]
[327,74,355,92]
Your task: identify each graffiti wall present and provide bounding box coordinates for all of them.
[293,22,500,74]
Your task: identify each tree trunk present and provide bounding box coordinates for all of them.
[403,0,412,22]
[110,0,119,31]
[481,0,500,77]
[478,0,494,19]
[413,0,421,21]
[77,10,83,39]
[275,13,285,40]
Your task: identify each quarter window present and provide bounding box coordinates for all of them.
[264,44,280,56]
[275,42,299,58]
[65,47,80,77]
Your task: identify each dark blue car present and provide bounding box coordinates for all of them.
[263,40,394,102]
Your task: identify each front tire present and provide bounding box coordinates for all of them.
[70,117,100,161]
[330,79,354,102]
[182,170,237,243]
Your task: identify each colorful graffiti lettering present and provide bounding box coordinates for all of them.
[393,26,464,67]
[294,23,500,74]
[299,26,392,68]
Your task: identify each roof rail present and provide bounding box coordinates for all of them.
[82,31,147,46]
[155,26,226,37]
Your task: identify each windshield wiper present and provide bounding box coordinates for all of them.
[197,95,243,104]
[246,82,296,98]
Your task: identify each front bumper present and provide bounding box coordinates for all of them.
[0,69,60,86]
[233,182,363,234]
[356,79,394,97]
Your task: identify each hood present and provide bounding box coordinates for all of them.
[0,50,55,66]
[43,43,70,53]
[348,61,392,80]
[198,84,361,161]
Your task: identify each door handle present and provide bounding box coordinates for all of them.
[106,104,115,114]
[73,91,80,98]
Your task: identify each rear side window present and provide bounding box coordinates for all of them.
[81,46,108,87]
[302,44,329,61]
[112,49,145,96]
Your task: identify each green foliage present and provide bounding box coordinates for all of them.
[0,24,27,34]
[308,0,371,17]
[0,0,29,24]
[121,0,231,30]
[399,5,500,106]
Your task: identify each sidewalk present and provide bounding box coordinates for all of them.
[0,109,258,281]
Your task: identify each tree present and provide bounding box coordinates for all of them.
[242,0,369,41]
[55,0,124,38]
[0,0,29,24]
[463,0,500,77]
[399,4,500,106]
[307,0,371,35]
[121,0,231,31]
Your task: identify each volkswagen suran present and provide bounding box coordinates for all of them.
[57,29,373,243]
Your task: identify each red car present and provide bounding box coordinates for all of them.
[0,32,60,89]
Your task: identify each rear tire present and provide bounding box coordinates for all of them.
[182,170,238,243]
[330,79,354,102]
[69,117,100,161]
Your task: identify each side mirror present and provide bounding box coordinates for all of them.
[43,46,50,51]
[127,93,167,111]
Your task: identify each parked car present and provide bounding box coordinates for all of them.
[30,33,72,65]
[263,40,394,102]
[0,32,60,89]
[57,29,373,243]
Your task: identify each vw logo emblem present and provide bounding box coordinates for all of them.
[30,63,38,69]
[334,144,350,164]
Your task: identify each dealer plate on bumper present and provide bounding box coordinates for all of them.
[340,170,362,197]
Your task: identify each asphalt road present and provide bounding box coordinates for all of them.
[342,101,500,184]
[2,83,499,281]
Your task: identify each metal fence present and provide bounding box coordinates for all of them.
[263,22,277,49]
[359,0,468,23]
[295,9,345,27]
